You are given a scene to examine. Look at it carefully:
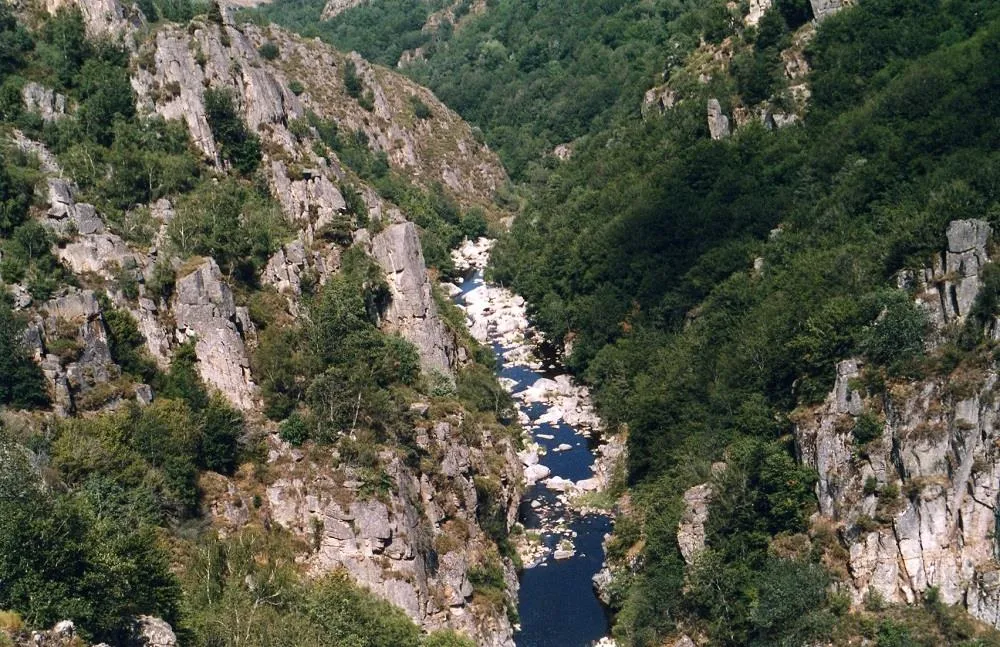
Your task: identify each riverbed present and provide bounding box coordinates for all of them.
[448,239,617,647]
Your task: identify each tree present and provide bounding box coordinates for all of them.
[203,88,261,175]
[0,442,180,642]
[0,301,49,409]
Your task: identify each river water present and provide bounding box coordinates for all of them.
[451,266,613,647]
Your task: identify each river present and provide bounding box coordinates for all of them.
[449,241,615,647]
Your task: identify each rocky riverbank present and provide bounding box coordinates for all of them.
[447,237,625,646]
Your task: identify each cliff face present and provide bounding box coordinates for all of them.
[264,415,521,646]
[9,0,519,642]
[795,219,1000,626]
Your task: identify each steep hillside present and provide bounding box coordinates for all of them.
[0,1,522,645]
[488,0,1000,644]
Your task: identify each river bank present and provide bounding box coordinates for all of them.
[446,237,625,647]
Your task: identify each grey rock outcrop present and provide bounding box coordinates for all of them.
[371,222,458,372]
[745,0,772,25]
[45,179,104,236]
[642,84,677,115]
[270,161,347,229]
[809,0,847,21]
[905,219,992,333]
[796,221,1000,626]
[35,290,121,415]
[677,482,712,565]
[136,616,177,647]
[320,0,368,20]
[44,0,136,37]
[707,98,730,140]
[173,260,257,409]
[265,417,521,645]
[22,82,66,122]
[797,357,1000,623]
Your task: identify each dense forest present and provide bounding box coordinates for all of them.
[252,0,742,180]
[490,0,1000,645]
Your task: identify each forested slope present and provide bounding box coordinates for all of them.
[489,0,1000,644]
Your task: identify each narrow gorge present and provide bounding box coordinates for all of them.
[447,238,625,646]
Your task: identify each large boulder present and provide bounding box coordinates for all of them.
[173,259,257,409]
[370,222,458,372]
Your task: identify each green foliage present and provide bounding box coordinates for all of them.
[75,55,136,145]
[858,291,928,370]
[98,293,159,383]
[0,4,32,76]
[158,0,199,23]
[853,412,883,446]
[257,41,279,60]
[254,249,419,446]
[343,59,364,98]
[168,178,286,283]
[456,364,514,421]
[204,87,262,175]
[0,302,49,409]
[0,152,34,241]
[254,0,723,179]
[473,2,1000,644]
[197,395,243,474]
[0,443,180,642]
[410,95,431,119]
[181,528,440,647]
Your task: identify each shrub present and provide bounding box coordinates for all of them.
[203,87,261,175]
[279,412,309,446]
[342,60,363,98]
[410,95,432,119]
[0,302,49,409]
[257,41,279,60]
[853,412,883,446]
[0,443,181,641]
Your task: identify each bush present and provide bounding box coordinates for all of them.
[853,412,883,445]
[203,87,261,175]
[197,395,242,474]
[0,443,181,642]
[410,95,432,119]
[0,302,49,409]
[257,41,279,60]
[342,60,363,98]
[859,292,928,369]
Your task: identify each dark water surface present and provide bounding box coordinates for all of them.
[454,271,612,647]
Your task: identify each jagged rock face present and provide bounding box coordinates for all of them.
[796,221,1000,626]
[677,483,712,566]
[265,419,522,646]
[22,82,66,122]
[32,290,119,415]
[371,222,459,372]
[44,0,137,37]
[707,98,730,140]
[133,19,302,164]
[809,0,848,21]
[744,0,773,26]
[269,161,348,229]
[137,616,177,647]
[642,84,677,116]
[173,260,258,409]
[242,25,507,209]
[796,358,1000,624]
[902,219,992,334]
[320,0,368,19]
